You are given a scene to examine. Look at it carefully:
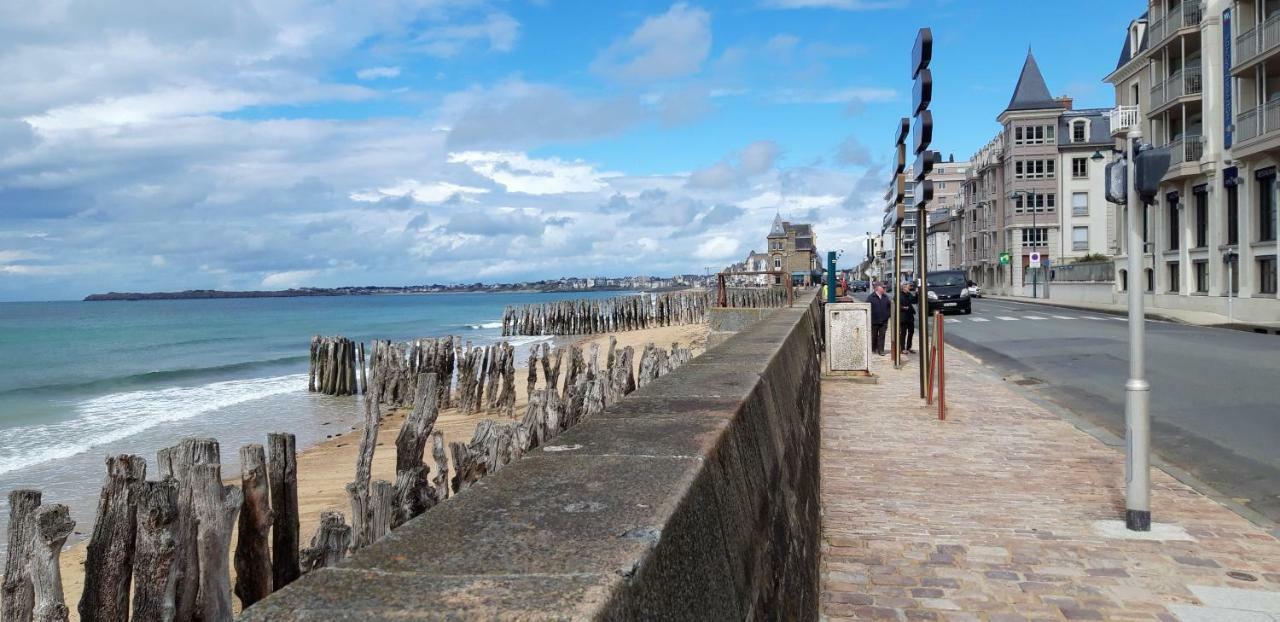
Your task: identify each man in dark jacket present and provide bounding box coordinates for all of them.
[867,282,892,356]
[899,282,917,354]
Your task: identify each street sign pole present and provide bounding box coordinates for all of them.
[1124,126,1151,531]
[911,27,934,400]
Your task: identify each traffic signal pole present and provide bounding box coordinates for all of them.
[1124,127,1151,531]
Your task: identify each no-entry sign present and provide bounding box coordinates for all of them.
[1029,252,1041,268]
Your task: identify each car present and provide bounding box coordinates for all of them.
[924,270,972,315]
[849,280,869,293]
[967,283,982,298]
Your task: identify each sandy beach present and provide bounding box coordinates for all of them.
[54,321,709,619]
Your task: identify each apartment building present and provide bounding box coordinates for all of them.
[952,51,1116,296]
[880,160,968,281]
[1105,1,1277,322]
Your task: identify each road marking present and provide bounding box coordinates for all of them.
[1024,315,1048,320]
[1083,316,1110,320]
[970,318,990,322]
[1109,316,1127,321]
[996,316,1019,321]
[1051,315,1075,320]
[945,318,960,323]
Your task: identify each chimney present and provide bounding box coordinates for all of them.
[1058,95,1073,110]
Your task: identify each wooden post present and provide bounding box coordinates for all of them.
[79,454,146,622]
[3,489,41,622]
[167,437,218,622]
[345,482,370,552]
[358,341,367,395]
[234,445,273,608]
[191,463,242,622]
[131,479,180,622]
[28,505,74,622]
[369,480,395,544]
[299,512,350,573]
[430,431,449,501]
[394,374,439,522]
[267,433,300,591]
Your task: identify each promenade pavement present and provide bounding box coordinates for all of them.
[820,348,1280,621]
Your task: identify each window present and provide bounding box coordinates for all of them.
[773,257,781,269]
[1194,190,1208,248]
[1119,269,1128,291]
[1261,173,1277,241]
[1168,263,1180,292]
[1194,261,1209,292]
[1145,268,1154,292]
[1227,184,1239,245]
[1013,124,1056,145]
[1072,119,1087,143]
[1168,202,1179,250]
[1021,227,1048,247]
[1072,192,1088,216]
[1014,192,1056,213]
[1014,159,1055,180]
[1072,226,1089,251]
[1261,257,1278,294]
[1072,158,1088,178]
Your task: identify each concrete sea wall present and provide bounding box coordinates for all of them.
[243,296,825,620]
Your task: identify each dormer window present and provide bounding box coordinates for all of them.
[1072,119,1088,143]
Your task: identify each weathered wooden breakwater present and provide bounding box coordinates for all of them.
[722,286,789,308]
[4,329,699,622]
[308,336,362,396]
[501,291,710,337]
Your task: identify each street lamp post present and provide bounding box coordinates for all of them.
[1123,128,1151,531]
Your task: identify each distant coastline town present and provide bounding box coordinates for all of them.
[82,274,718,301]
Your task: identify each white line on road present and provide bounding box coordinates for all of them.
[970,318,990,322]
[1051,315,1075,320]
[996,316,1019,321]
[945,318,960,323]
[1083,316,1110,320]
[1024,315,1048,320]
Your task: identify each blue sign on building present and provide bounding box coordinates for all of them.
[1224,8,1234,149]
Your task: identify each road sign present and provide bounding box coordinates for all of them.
[1029,252,1041,268]
[999,252,1011,266]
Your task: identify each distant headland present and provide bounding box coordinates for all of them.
[83,275,713,301]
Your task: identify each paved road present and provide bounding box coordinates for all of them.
[939,297,1280,525]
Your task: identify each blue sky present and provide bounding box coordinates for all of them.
[0,0,1140,301]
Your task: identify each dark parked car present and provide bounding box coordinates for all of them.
[850,280,869,292]
[925,270,971,314]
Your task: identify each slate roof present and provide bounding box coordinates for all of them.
[1115,12,1149,71]
[1006,50,1059,112]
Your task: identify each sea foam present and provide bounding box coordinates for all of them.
[0,373,305,475]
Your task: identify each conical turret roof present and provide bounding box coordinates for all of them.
[1006,50,1058,112]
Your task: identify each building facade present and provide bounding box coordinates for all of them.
[767,214,820,285]
[952,51,1116,296]
[880,161,968,282]
[1105,1,1277,322]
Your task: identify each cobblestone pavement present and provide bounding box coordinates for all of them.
[820,348,1280,621]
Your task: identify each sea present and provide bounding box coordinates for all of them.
[0,291,621,553]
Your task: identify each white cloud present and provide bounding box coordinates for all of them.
[262,269,321,288]
[770,87,898,105]
[590,3,712,82]
[351,180,490,204]
[761,0,908,9]
[448,151,617,195]
[687,140,781,189]
[356,66,401,80]
[150,254,167,267]
[694,236,740,260]
[417,13,521,58]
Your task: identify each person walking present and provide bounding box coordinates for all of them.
[867,282,892,356]
[899,281,917,354]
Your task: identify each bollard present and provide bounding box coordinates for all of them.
[936,311,945,420]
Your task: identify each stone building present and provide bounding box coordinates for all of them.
[767,214,821,285]
[1104,1,1278,322]
[951,51,1116,296]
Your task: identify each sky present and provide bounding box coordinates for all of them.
[0,0,1140,301]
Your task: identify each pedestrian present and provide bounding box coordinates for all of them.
[867,281,892,356]
[899,281,917,354]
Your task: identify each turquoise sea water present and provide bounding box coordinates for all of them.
[0,292,613,549]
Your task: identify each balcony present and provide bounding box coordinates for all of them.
[1109,105,1141,136]
[1150,66,1202,112]
[1234,100,1280,147]
[1166,135,1204,169]
[1234,12,1280,73]
[1148,2,1204,50]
